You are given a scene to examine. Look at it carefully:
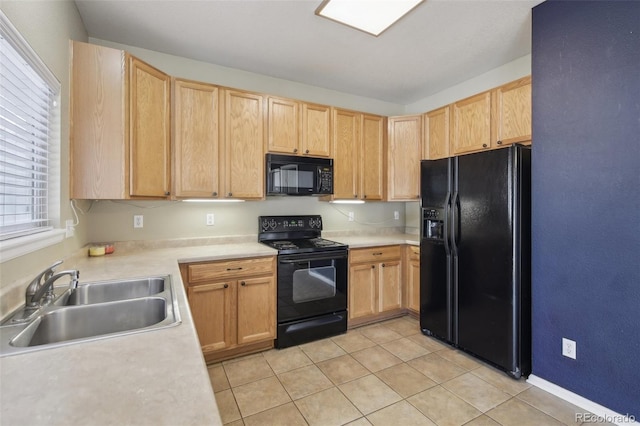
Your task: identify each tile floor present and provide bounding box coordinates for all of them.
[207,316,609,426]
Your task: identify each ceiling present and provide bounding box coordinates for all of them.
[74,0,543,105]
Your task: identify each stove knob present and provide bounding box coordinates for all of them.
[269,219,277,229]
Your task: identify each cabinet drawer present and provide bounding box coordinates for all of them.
[408,245,420,261]
[188,256,274,284]
[350,245,401,263]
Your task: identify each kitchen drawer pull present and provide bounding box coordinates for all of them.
[372,252,383,256]
[226,267,243,271]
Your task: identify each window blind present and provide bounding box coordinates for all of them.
[0,12,60,241]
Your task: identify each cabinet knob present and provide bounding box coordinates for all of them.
[240,281,246,286]
[305,149,309,154]
[213,191,218,196]
[363,195,367,199]
[293,148,298,153]
[497,140,503,145]
[164,191,170,196]
[482,144,488,148]
[382,263,386,267]
[223,284,228,289]
[228,192,232,197]
[354,194,358,198]
[371,265,375,269]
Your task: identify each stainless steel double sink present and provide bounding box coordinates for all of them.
[0,276,181,356]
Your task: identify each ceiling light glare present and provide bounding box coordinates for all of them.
[316,0,424,36]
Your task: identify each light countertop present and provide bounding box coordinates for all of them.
[0,235,416,425]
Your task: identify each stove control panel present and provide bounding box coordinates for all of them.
[259,215,323,233]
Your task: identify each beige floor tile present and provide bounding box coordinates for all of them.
[339,374,403,415]
[470,365,531,396]
[224,420,244,426]
[262,346,313,374]
[345,418,373,425]
[379,317,421,337]
[407,353,467,384]
[223,355,274,387]
[352,346,403,373]
[402,315,420,326]
[367,400,436,426]
[463,414,502,426]
[442,372,511,412]
[486,398,565,426]
[232,376,291,418]
[375,363,437,398]
[332,331,377,353]
[436,349,484,371]
[407,333,450,352]
[407,386,482,426]
[381,337,430,361]
[317,354,370,385]
[358,324,403,344]
[209,364,230,392]
[278,364,334,400]
[300,338,347,363]
[295,387,362,426]
[517,386,586,424]
[242,402,307,426]
[214,389,241,424]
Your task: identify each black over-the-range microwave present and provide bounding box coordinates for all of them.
[266,153,333,196]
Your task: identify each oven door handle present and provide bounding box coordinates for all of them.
[279,255,347,264]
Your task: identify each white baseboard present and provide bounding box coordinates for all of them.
[527,375,638,426]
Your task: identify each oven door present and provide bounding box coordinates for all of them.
[277,250,348,323]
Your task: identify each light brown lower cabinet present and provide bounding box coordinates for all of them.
[348,245,403,327]
[180,256,276,363]
[405,245,420,315]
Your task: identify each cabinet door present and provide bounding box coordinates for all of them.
[451,91,492,155]
[387,115,422,201]
[349,263,377,320]
[494,76,531,146]
[223,90,265,199]
[268,97,299,154]
[70,41,127,199]
[332,108,360,200]
[378,260,402,312]
[302,103,331,157]
[173,79,220,198]
[361,114,385,200]
[129,57,171,197]
[407,257,420,313]
[424,107,450,160]
[188,281,235,352]
[237,276,276,345]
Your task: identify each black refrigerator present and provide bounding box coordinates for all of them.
[420,144,531,379]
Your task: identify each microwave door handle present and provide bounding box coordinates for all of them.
[317,168,321,192]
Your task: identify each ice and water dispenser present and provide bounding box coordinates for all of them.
[422,208,444,241]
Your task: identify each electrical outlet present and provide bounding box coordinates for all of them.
[348,212,354,222]
[394,211,400,220]
[206,213,215,226]
[562,338,576,359]
[133,215,144,229]
[65,219,75,238]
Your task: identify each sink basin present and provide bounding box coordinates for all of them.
[11,298,167,347]
[56,277,165,306]
[0,275,181,356]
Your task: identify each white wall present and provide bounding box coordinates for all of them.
[0,1,87,305]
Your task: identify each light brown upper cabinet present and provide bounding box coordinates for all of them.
[172,78,220,198]
[330,109,385,201]
[71,41,171,199]
[387,115,422,201]
[493,76,532,146]
[423,106,450,160]
[451,90,492,156]
[222,89,265,199]
[301,102,332,157]
[267,96,299,155]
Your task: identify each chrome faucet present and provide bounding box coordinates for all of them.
[25,261,80,309]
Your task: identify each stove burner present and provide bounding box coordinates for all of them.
[270,240,299,250]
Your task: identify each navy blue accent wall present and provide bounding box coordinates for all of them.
[532,0,640,416]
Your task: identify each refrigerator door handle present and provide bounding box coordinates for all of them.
[444,192,451,254]
[451,191,460,253]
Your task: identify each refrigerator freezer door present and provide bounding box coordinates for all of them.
[420,158,454,342]
[455,147,518,373]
